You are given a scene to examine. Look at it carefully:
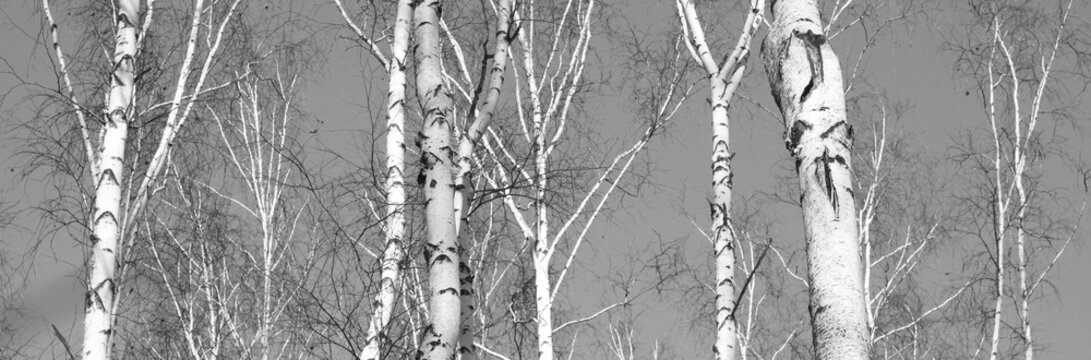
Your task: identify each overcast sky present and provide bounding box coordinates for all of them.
[2,0,1090,358]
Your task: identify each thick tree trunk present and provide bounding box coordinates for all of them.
[83,2,139,359]
[415,0,461,358]
[761,1,869,359]
[360,1,413,358]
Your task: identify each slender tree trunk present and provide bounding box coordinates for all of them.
[761,1,868,359]
[709,77,739,360]
[361,1,413,358]
[1016,179,1031,360]
[533,130,553,360]
[262,225,273,360]
[521,22,556,357]
[985,35,1005,360]
[676,2,763,358]
[453,1,516,358]
[83,2,139,359]
[415,0,461,358]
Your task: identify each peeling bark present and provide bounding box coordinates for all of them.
[415,0,461,358]
[83,1,140,360]
[761,1,868,359]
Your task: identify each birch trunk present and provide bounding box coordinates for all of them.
[415,0,461,358]
[83,2,139,359]
[522,21,556,359]
[676,1,764,358]
[453,1,516,358]
[360,0,413,358]
[709,76,739,360]
[761,1,868,358]
[533,131,553,360]
[985,40,1005,360]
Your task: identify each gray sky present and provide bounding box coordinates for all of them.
[2,0,1090,358]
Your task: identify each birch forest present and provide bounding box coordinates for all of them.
[2,0,1091,359]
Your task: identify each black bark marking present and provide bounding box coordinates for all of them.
[439,287,458,295]
[94,211,118,226]
[117,13,134,27]
[423,243,438,262]
[814,149,839,217]
[98,168,119,188]
[794,29,826,104]
[785,120,812,154]
[820,121,847,139]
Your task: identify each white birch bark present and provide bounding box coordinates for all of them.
[761,1,868,358]
[984,32,1006,360]
[676,1,764,358]
[415,0,462,358]
[41,0,245,357]
[211,73,301,360]
[519,11,555,357]
[124,0,242,236]
[986,4,1071,357]
[453,1,517,358]
[83,2,139,359]
[358,1,414,358]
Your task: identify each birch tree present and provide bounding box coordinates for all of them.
[449,0,517,355]
[676,1,765,358]
[411,0,463,358]
[949,1,1086,358]
[69,1,142,357]
[40,0,244,357]
[761,0,869,358]
[212,73,307,360]
[452,1,698,357]
[335,0,518,357]
[332,0,416,356]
